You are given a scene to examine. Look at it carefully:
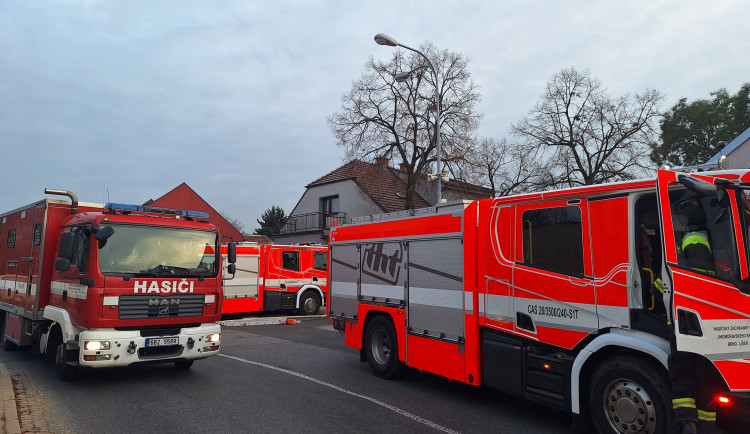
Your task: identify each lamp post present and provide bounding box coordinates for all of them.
[374,33,443,205]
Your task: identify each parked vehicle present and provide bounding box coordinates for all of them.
[328,169,750,432]
[0,189,236,379]
[222,242,327,316]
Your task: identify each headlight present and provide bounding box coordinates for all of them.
[206,333,221,343]
[84,341,110,351]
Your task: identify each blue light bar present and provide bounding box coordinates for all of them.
[105,203,210,219]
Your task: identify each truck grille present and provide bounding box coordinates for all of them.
[118,294,205,320]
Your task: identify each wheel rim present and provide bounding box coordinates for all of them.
[370,328,391,366]
[601,378,657,433]
[303,296,317,314]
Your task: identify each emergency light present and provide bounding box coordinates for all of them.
[105,203,210,219]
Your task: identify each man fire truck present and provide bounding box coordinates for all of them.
[0,189,236,380]
[328,169,750,433]
[223,242,327,316]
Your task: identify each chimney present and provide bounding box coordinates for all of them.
[399,163,408,172]
[375,156,389,167]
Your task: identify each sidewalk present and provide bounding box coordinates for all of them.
[0,362,21,434]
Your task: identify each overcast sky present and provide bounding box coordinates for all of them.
[1,0,748,232]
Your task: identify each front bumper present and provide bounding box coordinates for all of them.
[77,323,221,367]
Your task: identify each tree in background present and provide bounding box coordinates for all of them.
[254,206,286,236]
[465,137,544,197]
[512,67,663,188]
[651,83,750,167]
[328,43,481,209]
[219,210,246,234]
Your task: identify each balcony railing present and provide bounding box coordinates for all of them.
[279,212,347,234]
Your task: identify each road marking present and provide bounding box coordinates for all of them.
[218,353,461,434]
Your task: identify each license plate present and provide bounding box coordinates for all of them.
[146,337,179,347]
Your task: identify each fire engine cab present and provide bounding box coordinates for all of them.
[222,242,327,316]
[328,169,750,433]
[0,189,236,379]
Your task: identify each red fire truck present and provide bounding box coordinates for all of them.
[328,169,750,433]
[0,189,236,379]
[222,242,327,316]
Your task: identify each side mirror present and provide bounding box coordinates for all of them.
[95,226,115,248]
[227,263,237,275]
[227,242,237,264]
[678,175,717,197]
[55,258,71,272]
[58,232,74,258]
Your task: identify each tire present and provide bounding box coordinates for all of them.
[55,342,79,381]
[588,356,673,434]
[364,316,404,379]
[1,335,17,351]
[0,313,18,351]
[43,330,59,366]
[298,291,321,316]
[174,360,194,370]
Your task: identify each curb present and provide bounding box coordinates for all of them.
[0,362,21,434]
[219,313,326,327]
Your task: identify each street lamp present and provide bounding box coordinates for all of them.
[374,33,444,205]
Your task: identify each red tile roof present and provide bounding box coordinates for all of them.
[308,160,430,212]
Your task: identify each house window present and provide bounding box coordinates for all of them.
[521,206,584,276]
[321,196,339,228]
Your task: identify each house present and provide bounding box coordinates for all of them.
[145,182,244,242]
[274,158,493,244]
[705,126,750,169]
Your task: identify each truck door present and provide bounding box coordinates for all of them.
[512,200,598,350]
[656,170,750,389]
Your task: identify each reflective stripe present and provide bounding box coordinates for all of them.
[654,279,664,294]
[697,410,716,422]
[672,397,696,409]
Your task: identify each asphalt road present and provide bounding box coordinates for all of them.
[0,315,575,434]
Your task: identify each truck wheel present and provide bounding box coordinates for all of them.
[0,313,17,351]
[298,291,321,315]
[43,330,58,366]
[1,334,17,351]
[364,316,403,379]
[588,356,672,434]
[174,360,194,370]
[56,343,79,381]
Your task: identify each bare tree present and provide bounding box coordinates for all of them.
[512,67,663,188]
[328,44,481,209]
[465,137,546,197]
[219,209,246,233]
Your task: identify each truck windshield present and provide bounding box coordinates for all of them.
[668,186,739,281]
[97,224,219,278]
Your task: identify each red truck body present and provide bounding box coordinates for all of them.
[222,242,328,316]
[1,191,235,378]
[328,169,750,432]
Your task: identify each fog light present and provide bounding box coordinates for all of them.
[83,354,112,361]
[206,333,221,343]
[84,340,110,351]
[204,344,220,352]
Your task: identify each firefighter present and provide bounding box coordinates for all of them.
[652,231,723,434]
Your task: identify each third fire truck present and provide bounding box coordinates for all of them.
[328,169,750,433]
[223,242,327,316]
